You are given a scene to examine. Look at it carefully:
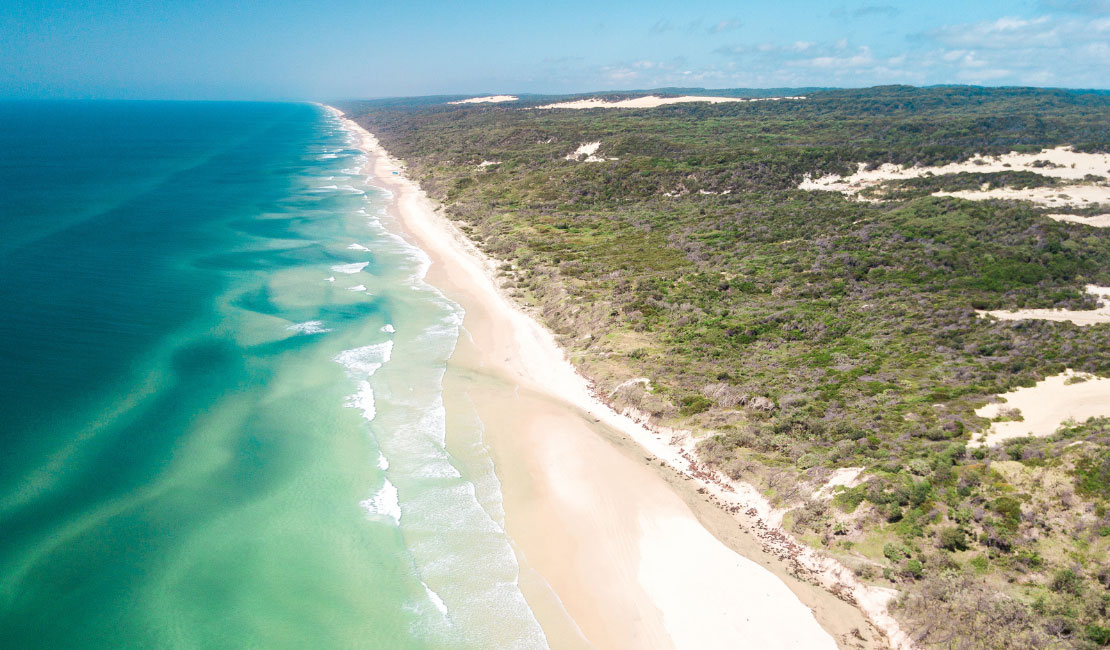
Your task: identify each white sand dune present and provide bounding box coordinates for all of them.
[448,95,519,104]
[1047,213,1110,227]
[536,95,805,110]
[972,370,1110,447]
[978,285,1110,326]
[800,146,1110,207]
[934,184,1110,209]
[565,141,607,162]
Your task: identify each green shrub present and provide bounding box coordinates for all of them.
[938,526,968,551]
[679,395,712,416]
[1050,568,1084,596]
[884,543,908,563]
[1087,624,1110,646]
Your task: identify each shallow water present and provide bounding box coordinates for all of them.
[0,101,546,649]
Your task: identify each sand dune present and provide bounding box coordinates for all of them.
[800,146,1110,208]
[536,95,805,109]
[1047,213,1110,227]
[978,285,1110,326]
[972,370,1110,447]
[934,184,1110,209]
[448,95,518,104]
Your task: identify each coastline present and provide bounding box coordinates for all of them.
[326,104,902,650]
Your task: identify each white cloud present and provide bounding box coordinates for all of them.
[709,19,743,34]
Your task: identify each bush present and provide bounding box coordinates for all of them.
[992,496,1023,532]
[1087,624,1110,646]
[1050,568,1084,596]
[679,394,712,416]
[884,542,908,563]
[938,526,969,551]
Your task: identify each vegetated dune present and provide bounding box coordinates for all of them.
[1047,213,1110,227]
[972,370,1110,447]
[448,95,519,104]
[799,146,1110,207]
[978,285,1110,326]
[535,95,805,109]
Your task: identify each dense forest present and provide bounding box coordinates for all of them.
[342,85,1110,649]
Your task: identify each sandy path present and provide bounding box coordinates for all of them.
[327,105,900,650]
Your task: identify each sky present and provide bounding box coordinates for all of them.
[2,0,1109,100]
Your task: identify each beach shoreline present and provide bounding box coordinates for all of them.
[325,104,903,650]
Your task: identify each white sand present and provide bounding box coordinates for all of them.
[800,146,1110,207]
[638,515,834,650]
[978,285,1110,326]
[536,95,805,110]
[326,105,905,650]
[1048,213,1110,227]
[972,370,1110,447]
[565,141,605,162]
[934,184,1110,209]
[813,467,866,500]
[448,95,518,104]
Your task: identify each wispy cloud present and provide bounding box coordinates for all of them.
[708,18,743,34]
[830,4,901,19]
[854,4,901,17]
[1038,0,1110,13]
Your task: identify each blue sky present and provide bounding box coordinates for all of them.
[2,0,1108,99]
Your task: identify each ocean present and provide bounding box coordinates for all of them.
[0,101,548,649]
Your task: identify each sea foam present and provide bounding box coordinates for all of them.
[331,261,369,274]
[360,479,401,522]
[286,320,331,334]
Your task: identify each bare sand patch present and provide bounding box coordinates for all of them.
[448,95,519,104]
[813,467,866,500]
[800,146,1110,207]
[536,95,804,110]
[972,370,1110,447]
[933,184,1110,209]
[978,285,1110,326]
[565,141,608,162]
[1048,213,1110,227]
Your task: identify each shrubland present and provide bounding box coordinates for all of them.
[343,85,1110,648]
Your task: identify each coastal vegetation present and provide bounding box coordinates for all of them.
[343,85,1110,648]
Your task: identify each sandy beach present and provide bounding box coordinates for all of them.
[327,105,898,650]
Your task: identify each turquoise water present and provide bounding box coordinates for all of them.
[0,101,547,649]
